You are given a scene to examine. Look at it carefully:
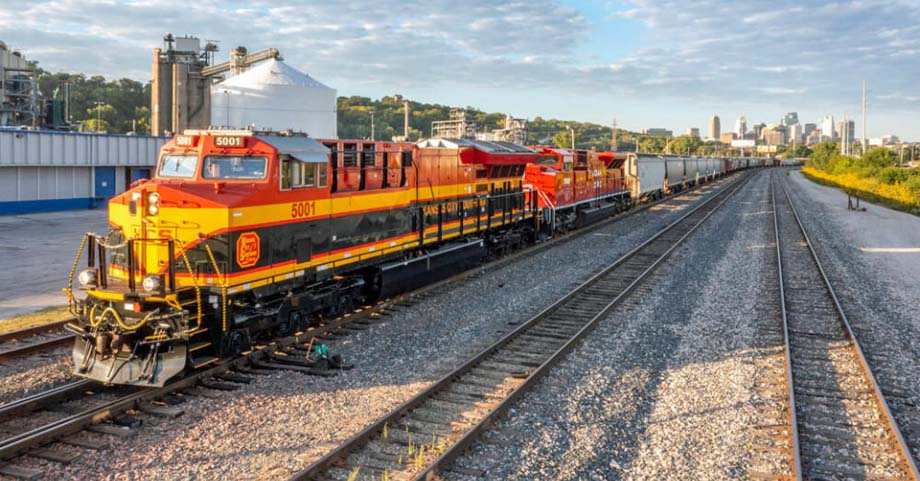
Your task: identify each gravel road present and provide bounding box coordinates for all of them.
[442,169,785,480]
[0,177,743,480]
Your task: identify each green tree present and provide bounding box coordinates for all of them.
[806,142,839,171]
[782,144,812,159]
[37,70,149,134]
[669,135,704,156]
[551,130,573,149]
[858,147,895,170]
[85,103,116,132]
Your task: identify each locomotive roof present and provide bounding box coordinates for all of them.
[417,138,534,154]
[255,135,329,163]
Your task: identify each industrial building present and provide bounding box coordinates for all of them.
[0,41,40,128]
[210,58,337,138]
[0,129,167,214]
[152,34,336,138]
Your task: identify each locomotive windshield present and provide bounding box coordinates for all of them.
[158,154,199,178]
[202,155,267,180]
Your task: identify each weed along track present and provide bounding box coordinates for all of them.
[288,172,753,481]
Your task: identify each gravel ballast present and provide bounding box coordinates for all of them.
[0,177,744,480]
[443,169,786,480]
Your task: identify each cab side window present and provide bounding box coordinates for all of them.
[281,156,293,190]
[280,155,319,190]
[317,164,328,187]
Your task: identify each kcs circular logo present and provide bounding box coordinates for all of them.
[236,232,260,269]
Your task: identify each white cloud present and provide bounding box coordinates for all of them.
[3,0,919,136]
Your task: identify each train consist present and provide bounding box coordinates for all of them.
[64,129,768,386]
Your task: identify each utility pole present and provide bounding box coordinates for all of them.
[369,110,375,141]
[93,101,104,132]
[840,113,847,156]
[861,80,868,154]
[64,81,71,125]
[568,127,575,150]
[635,138,639,153]
[402,100,410,140]
[611,119,618,152]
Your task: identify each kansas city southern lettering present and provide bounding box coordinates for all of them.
[422,198,486,217]
[236,232,261,268]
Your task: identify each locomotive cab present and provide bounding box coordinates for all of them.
[65,130,332,386]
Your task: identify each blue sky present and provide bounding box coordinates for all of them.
[2,0,918,140]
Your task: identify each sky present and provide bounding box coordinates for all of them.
[2,0,919,140]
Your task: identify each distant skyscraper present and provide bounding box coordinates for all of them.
[803,123,817,136]
[821,115,836,141]
[838,119,855,145]
[788,124,804,145]
[687,127,700,138]
[709,115,721,141]
[753,123,766,142]
[735,115,747,137]
[782,112,799,126]
[763,124,788,145]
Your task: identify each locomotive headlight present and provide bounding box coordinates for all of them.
[146,192,160,216]
[142,274,163,293]
[77,268,98,288]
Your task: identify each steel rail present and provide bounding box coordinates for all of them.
[0,334,74,361]
[778,174,920,478]
[0,320,71,343]
[289,170,754,481]
[769,171,803,480]
[0,320,74,361]
[0,380,95,422]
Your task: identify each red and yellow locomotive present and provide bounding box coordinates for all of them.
[65,130,538,386]
[524,146,632,231]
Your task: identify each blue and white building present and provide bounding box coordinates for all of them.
[0,129,168,214]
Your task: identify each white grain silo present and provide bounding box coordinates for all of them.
[211,58,337,138]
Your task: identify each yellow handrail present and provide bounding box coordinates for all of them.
[64,233,90,306]
[177,243,203,328]
[204,243,228,333]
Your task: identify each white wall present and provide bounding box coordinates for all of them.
[0,166,93,201]
[0,130,167,167]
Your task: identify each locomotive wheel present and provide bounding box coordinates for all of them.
[364,271,383,303]
[337,295,354,317]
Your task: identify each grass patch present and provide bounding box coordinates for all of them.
[802,167,920,216]
[0,305,71,335]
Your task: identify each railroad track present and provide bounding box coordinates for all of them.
[287,170,753,481]
[0,172,743,479]
[0,300,400,480]
[0,321,73,362]
[771,170,920,480]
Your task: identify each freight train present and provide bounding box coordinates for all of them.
[64,129,766,386]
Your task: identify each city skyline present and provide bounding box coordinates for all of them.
[2,1,918,140]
